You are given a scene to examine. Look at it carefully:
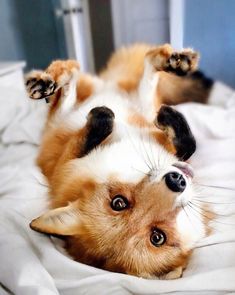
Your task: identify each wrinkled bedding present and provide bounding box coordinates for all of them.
[0,82,235,295]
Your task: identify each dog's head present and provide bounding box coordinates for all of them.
[30,133,205,279]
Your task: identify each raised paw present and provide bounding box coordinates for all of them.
[146,44,174,72]
[155,105,196,160]
[25,71,56,100]
[166,49,199,76]
[146,45,199,76]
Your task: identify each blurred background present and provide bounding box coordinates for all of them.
[0,0,235,87]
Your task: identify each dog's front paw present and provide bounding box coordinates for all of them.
[25,70,56,100]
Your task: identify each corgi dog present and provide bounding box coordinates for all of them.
[25,44,213,279]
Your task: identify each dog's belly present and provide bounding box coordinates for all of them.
[50,87,143,140]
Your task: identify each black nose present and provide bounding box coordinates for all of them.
[165,172,186,192]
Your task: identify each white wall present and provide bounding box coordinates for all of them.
[111,0,169,49]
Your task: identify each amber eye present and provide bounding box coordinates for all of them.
[111,195,129,211]
[150,229,166,247]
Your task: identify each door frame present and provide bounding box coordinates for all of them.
[169,0,184,49]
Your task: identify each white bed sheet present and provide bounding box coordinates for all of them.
[0,83,235,295]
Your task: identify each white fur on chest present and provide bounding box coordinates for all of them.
[51,82,141,142]
[49,74,206,250]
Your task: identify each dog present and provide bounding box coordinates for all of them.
[25,44,213,279]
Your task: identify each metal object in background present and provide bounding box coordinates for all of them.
[56,0,94,73]
[55,7,83,17]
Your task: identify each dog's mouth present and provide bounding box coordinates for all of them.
[173,162,194,179]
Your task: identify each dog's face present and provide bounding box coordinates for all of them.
[31,135,205,279]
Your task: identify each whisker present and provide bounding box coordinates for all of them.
[189,201,231,218]
[185,204,221,234]
[194,182,235,192]
[188,202,235,226]
[195,240,234,249]
[192,197,235,205]
[148,131,157,170]
[139,130,154,171]
[131,166,150,176]
[124,126,152,171]
[181,203,200,234]
[28,174,49,188]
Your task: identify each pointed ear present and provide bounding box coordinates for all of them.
[30,203,81,236]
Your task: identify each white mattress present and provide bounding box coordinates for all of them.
[0,82,235,295]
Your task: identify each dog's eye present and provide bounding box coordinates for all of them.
[150,229,166,247]
[111,195,129,211]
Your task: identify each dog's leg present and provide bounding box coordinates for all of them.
[25,60,83,117]
[38,106,114,182]
[79,106,115,157]
[138,44,199,121]
[25,60,80,100]
[25,60,103,118]
[154,105,196,161]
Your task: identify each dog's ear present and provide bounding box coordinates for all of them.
[30,202,80,236]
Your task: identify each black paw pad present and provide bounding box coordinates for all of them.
[157,105,179,127]
[81,106,115,156]
[26,78,37,86]
[88,106,115,125]
[166,53,192,76]
[26,77,56,99]
[156,105,196,161]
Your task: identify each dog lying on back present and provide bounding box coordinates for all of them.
[25,44,213,279]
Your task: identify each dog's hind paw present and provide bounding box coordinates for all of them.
[146,45,199,76]
[166,49,199,76]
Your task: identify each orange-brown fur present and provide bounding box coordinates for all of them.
[43,44,209,122]
[101,44,209,105]
[26,44,212,279]
[46,171,192,277]
[35,44,202,181]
